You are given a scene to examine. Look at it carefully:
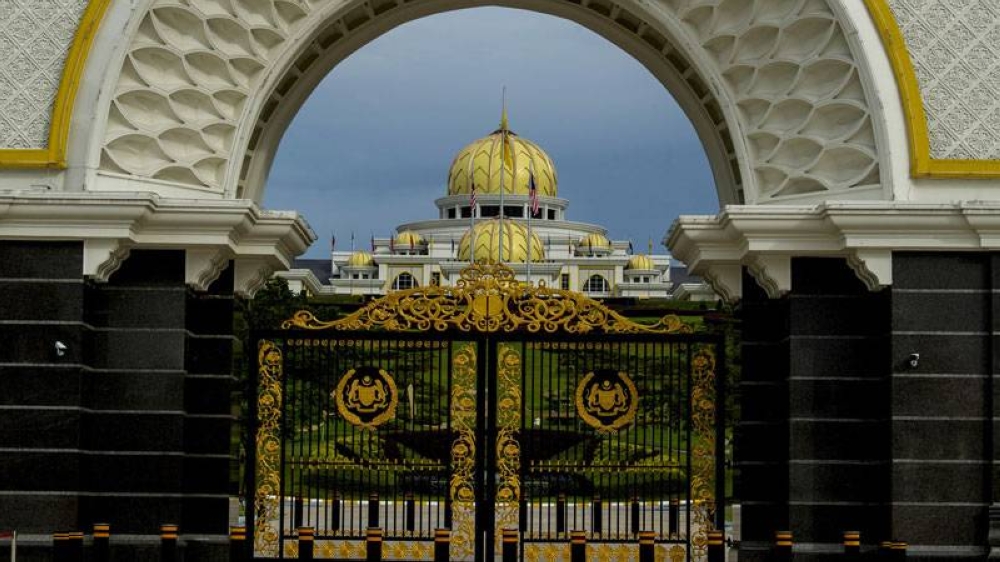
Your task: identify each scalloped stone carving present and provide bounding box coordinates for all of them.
[99,0,881,204]
[887,0,1000,160]
[0,0,89,149]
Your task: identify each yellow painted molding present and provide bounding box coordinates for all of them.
[0,0,112,169]
[863,0,1000,178]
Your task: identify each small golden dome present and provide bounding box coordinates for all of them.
[346,251,375,267]
[626,254,656,270]
[447,118,557,198]
[394,230,425,247]
[578,233,612,250]
[457,219,545,264]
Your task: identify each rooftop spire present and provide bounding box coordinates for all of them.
[500,87,509,131]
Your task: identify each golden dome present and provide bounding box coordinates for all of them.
[346,251,375,267]
[626,254,656,270]
[457,219,545,263]
[447,118,557,198]
[578,233,612,250]
[394,230,425,247]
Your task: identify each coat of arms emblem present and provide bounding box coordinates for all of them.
[575,369,638,433]
[333,366,399,429]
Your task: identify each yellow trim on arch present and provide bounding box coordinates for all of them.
[863,0,1000,178]
[0,0,113,169]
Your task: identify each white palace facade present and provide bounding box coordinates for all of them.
[279,116,711,300]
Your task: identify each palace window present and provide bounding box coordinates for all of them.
[583,275,610,293]
[560,273,570,290]
[461,207,472,218]
[548,209,556,220]
[447,208,456,219]
[392,272,418,291]
[481,205,500,218]
[431,272,441,286]
[504,205,523,218]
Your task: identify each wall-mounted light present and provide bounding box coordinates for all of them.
[908,353,919,368]
[54,341,67,357]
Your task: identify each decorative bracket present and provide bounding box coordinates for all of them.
[83,239,130,282]
[746,255,791,299]
[699,264,742,303]
[847,249,892,291]
[186,248,233,292]
[235,258,275,298]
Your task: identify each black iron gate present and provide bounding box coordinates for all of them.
[249,265,724,561]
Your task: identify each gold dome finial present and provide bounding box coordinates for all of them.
[500,106,509,131]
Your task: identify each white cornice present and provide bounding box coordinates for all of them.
[667,202,1000,301]
[0,193,316,294]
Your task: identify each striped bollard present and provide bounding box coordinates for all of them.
[366,527,382,562]
[160,524,179,562]
[53,532,67,562]
[433,528,450,562]
[556,493,566,535]
[638,530,656,562]
[774,530,793,562]
[297,527,314,560]
[68,531,84,562]
[405,492,415,533]
[707,530,724,562]
[229,526,247,562]
[843,531,860,560]
[879,541,893,559]
[668,499,680,537]
[570,531,586,562]
[93,524,110,562]
[368,493,380,529]
[502,528,518,562]
[891,541,907,561]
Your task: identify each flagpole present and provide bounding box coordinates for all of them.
[527,160,534,284]
[467,136,476,265]
[498,88,506,266]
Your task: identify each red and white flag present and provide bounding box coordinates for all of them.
[470,181,478,210]
[528,170,539,217]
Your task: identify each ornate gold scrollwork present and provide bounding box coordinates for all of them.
[494,343,522,551]
[254,340,283,557]
[282,264,691,335]
[333,366,399,429]
[449,343,478,559]
[690,346,718,560]
[574,369,639,433]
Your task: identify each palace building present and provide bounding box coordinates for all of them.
[279,115,710,300]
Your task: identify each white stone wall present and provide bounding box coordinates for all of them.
[0,0,88,148]
[888,0,1000,159]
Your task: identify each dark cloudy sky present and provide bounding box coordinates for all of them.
[264,7,718,258]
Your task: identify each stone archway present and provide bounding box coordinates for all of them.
[88,0,888,209]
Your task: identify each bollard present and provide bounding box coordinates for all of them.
[556,493,567,535]
[570,531,586,562]
[405,492,416,533]
[843,531,860,560]
[160,524,179,562]
[638,531,656,562]
[330,491,341,531]
[501,528,518,562]
[368,492,380,529]
[229,526,247,562]
[630,497,640,535]
[366,528,383,562]
[774,530,792,562]
[433,529,450,562]
[707,530,724,562]
[668,499,680,536]
[67,531,84,562]
[93,524,110,562]
[891,541,907,561]
[878,541,893,559]
[297,527,314,560]
[591,496,603,536]
[53,532,67,562]
[294,497,304,529]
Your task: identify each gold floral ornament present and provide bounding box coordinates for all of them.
[254,340,283,556]
[689,346,718,561]
[333,367,398,430]
[575,370,639,433]
[283,264,691,334]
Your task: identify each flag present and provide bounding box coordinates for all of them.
[528,169,539,217]
[628,240,634,255]
[350,231,355,251]
[0,531,12,539]
[331,234,335,251]
[470,181,478,209]
[409,235,414,250]
[371,233,375,252]
[451,239,455,253]
[390,235,395,253]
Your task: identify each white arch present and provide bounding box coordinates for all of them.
[69,0,894,209]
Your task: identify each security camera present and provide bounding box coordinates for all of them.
[54,341,68,357]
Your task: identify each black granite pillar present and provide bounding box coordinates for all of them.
[737,269,790,562]
[81,250,188,532]
[738,258,891,562]
[0,241,87,532]
[183,264,236,534]
[891,253,991,559]
[785,258,890,558]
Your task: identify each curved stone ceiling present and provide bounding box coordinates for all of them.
[97,0,881,205]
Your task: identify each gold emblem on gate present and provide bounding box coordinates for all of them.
[575,369,638,433]
[333,366,398,429]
